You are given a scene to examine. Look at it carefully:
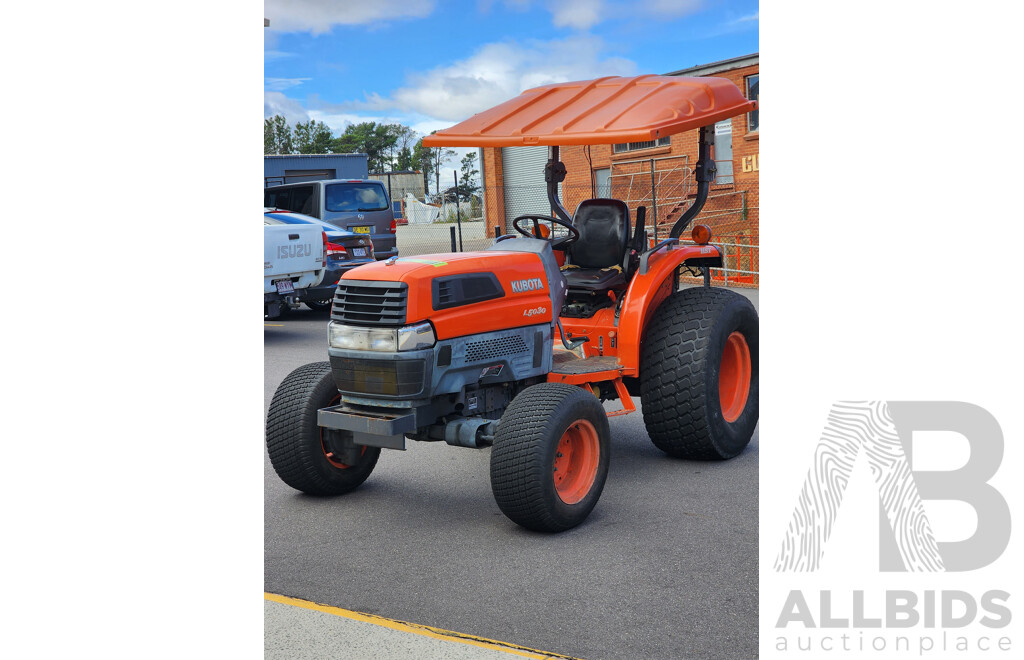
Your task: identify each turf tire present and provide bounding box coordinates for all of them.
[266,361,380,495]
[640,287,758,459]
[490,383,610,532]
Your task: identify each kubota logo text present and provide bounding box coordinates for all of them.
[511,277,545,293]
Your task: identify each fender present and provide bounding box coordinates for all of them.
[615,243,723,372]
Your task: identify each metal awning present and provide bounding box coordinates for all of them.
[422,74,756,148]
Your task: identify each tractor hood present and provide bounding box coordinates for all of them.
[339,251,555,340]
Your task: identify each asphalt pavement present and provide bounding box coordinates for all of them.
[265,286,759,659]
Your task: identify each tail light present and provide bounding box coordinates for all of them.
[320,232,328,267]
[389,219,397,233]
[326,241,347,259]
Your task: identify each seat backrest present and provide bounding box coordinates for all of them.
[567,198,630,269]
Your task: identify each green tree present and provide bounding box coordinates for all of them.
[395,145,415,171]
[264,115,293,154]
[293,119,333,154]
[457,151,480,198]
[414,132,456,199]
[412,139,431,193]
[330,122,402,172]
[264,118,275,154]
[386,125,417,170]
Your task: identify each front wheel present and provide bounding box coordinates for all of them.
[640,287,759,459]
[266,361,380,495]
[490,383,610,532]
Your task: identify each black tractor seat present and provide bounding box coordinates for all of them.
[561,265,626,291]
[562,198,632,292]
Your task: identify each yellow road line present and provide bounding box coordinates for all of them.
[264,592,580,659]
[264,324,284,327]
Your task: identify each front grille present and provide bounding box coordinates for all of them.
[465,335,529,362]
[331,356,426,397]
[332,280,407,326]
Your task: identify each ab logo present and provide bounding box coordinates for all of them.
[774,401,1010,572]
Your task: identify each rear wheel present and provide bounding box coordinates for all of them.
[266,361,380,495]
[490,383,610,532]
[640,287,758,459]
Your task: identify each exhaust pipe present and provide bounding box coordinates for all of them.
[443,418,496,448]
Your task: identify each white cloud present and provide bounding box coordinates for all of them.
[700,9,760,39]
[337,35,636,121]
[264,77,311,92]
[640,0,703,19]
[264,92,310,125]
[264,0,436,34]
[263,50,295,62]
[305,111,393,134]
[472,1,709,32]
[550,0,605,30]
[409,119,456,136]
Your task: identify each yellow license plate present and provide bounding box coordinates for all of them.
[353,226,372,234]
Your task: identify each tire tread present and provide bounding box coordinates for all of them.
[640,287,757,459]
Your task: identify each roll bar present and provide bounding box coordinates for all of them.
[542,124,716,237]
[545,146,572,225]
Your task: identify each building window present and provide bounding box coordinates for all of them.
[594,168,610,197]
[746,74,759,132]
[713,120,733,184]
[612,136,671,154]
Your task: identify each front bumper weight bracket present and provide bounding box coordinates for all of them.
[317,405,416,451]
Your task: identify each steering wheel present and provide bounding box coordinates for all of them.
[511,214,580,250]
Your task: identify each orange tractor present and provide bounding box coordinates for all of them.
[266,75,758,532]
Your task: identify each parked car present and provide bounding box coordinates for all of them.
[264,179,397,260]
[264,221,325,319]
[264,209,375,311]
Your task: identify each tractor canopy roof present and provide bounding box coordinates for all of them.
[422,74,756,148]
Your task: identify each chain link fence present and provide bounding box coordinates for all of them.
[391,176,758,287]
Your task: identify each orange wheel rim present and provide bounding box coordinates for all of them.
[322,443,365,470]
[553,419,600,505]
[719,331,751,423]
[320,393,361,469]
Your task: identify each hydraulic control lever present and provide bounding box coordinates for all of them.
[556,318,589,351]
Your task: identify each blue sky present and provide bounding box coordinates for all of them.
[265,1,757,131]
[265,0,757,181]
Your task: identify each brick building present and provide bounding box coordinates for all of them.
[479,53,759,282]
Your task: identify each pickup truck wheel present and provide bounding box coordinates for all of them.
[266,361,380,495]
[490,383,610,532]
[640,287,758,459]
[304,299,332,312]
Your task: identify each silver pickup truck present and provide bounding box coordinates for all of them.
[264,222,325,318]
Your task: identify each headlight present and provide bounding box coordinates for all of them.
[329,321,435,352]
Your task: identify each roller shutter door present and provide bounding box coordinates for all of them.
[501,146,551,229]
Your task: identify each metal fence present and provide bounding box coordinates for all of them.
[391,176,758,287]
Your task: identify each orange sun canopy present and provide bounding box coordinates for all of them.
[422,74,756,148]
